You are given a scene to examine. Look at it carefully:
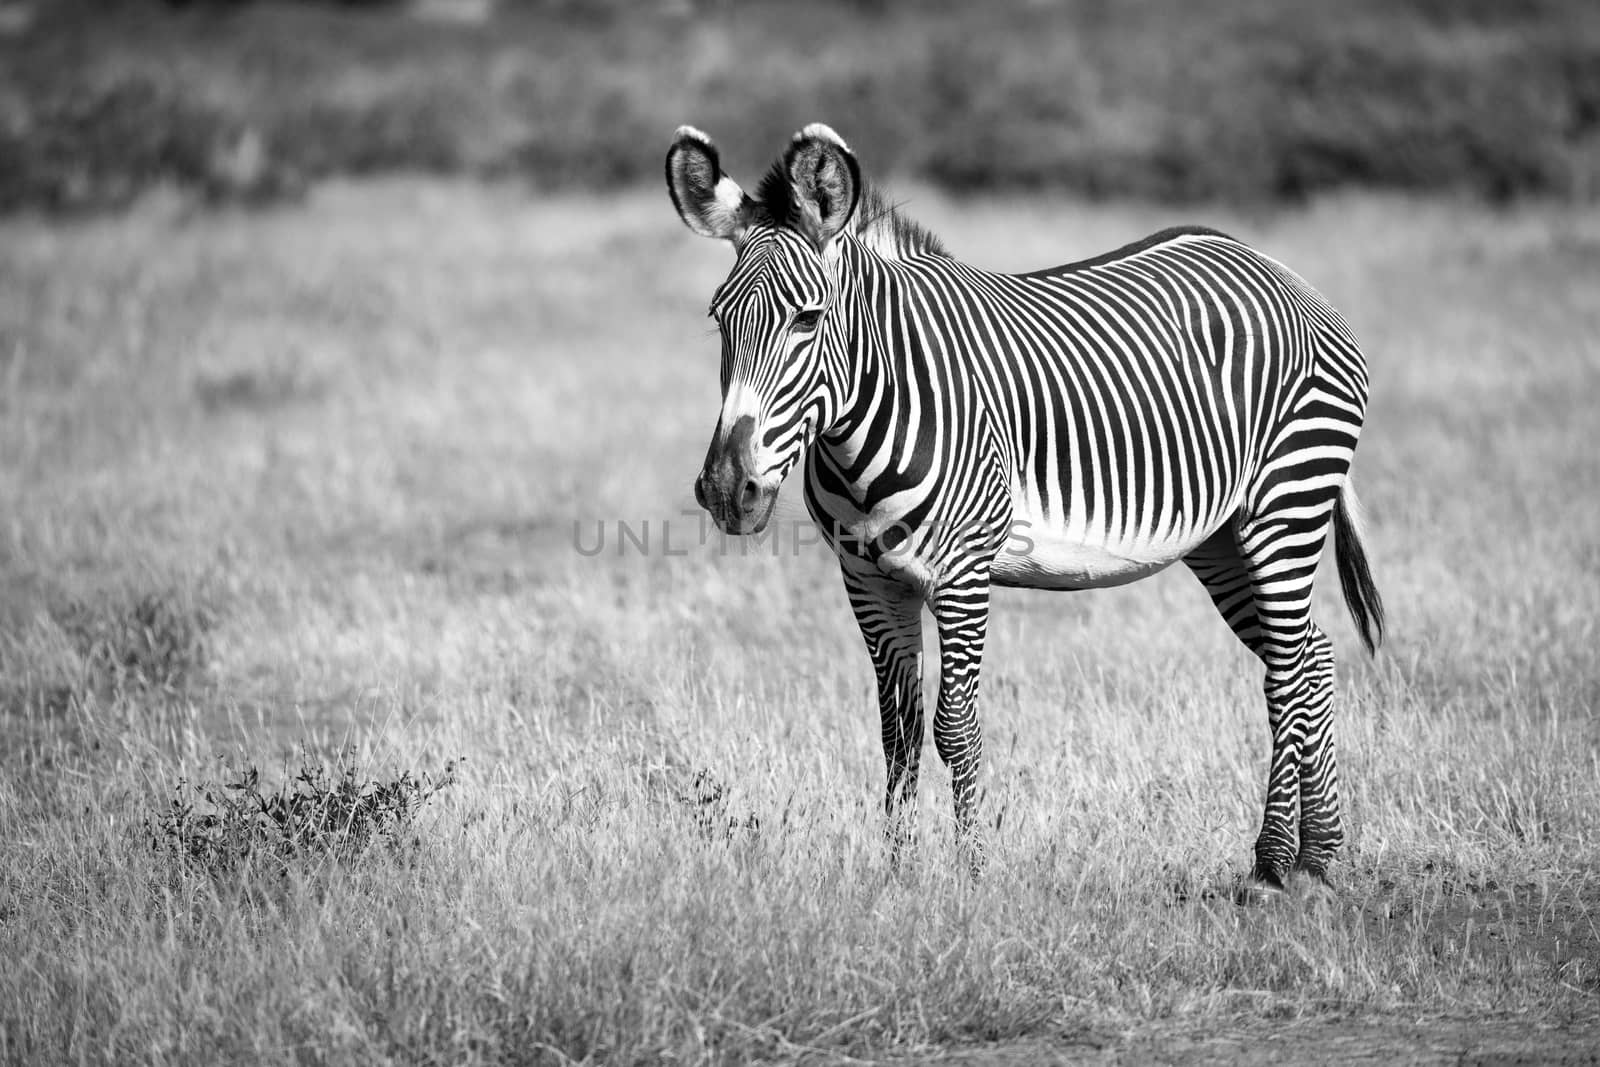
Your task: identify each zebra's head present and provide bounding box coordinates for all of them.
[667,123,861,535]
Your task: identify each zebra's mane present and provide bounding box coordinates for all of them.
[754,164,948,261]
[850,184,948,260]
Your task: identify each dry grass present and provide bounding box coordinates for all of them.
[1,181,1597,1063]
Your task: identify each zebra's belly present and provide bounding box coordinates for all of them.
[991,517,1208,590]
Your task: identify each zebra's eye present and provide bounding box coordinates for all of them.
[793,308,823,332]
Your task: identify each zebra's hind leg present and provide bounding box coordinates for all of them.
[1289,621,1341,884]
[1238,507,1344,898]
[1183,532,1287,901]
[839,561,927,857]
[1185,515,1342,902]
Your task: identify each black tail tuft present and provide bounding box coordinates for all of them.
[1333,484,1385,656]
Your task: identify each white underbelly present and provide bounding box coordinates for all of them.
[992,514,1210,590]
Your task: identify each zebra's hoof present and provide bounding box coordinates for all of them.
[1289,867,1339,903]
[1235,876,1288,907]
[1292,862,1332,883]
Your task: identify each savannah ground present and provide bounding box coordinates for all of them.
[1,180,1599,1063]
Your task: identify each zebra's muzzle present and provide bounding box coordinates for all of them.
[694,467,778,535]
[695,415,779,535]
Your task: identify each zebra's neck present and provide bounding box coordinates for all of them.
[818,237,938,472]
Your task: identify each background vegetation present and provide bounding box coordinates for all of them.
[2,0,1599,213]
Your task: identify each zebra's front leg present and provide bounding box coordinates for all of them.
[931,572,991,874]
[840,563,926,856]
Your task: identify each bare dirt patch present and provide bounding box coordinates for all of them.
[1360,871,1600,994]
[883,1017,1600,1065]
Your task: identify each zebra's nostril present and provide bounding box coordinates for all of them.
[694,475,708,510]
[739,477,761,514]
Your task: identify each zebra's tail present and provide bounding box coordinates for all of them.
[1333,480,1385,656]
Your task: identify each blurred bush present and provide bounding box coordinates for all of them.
[0,0,1596,213]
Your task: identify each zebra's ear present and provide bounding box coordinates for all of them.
[666,126,751,242]
[781,123,861,249]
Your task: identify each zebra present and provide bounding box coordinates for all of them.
[666,123,1384,900]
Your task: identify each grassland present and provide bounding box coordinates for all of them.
[1,181,1598,1063]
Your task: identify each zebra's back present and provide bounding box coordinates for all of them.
[926,229,1366,589]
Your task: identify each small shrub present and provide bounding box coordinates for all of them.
[641,761,760,843]
[684,767,761,841]
[149,750,461,874]
[56,589,214,698]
